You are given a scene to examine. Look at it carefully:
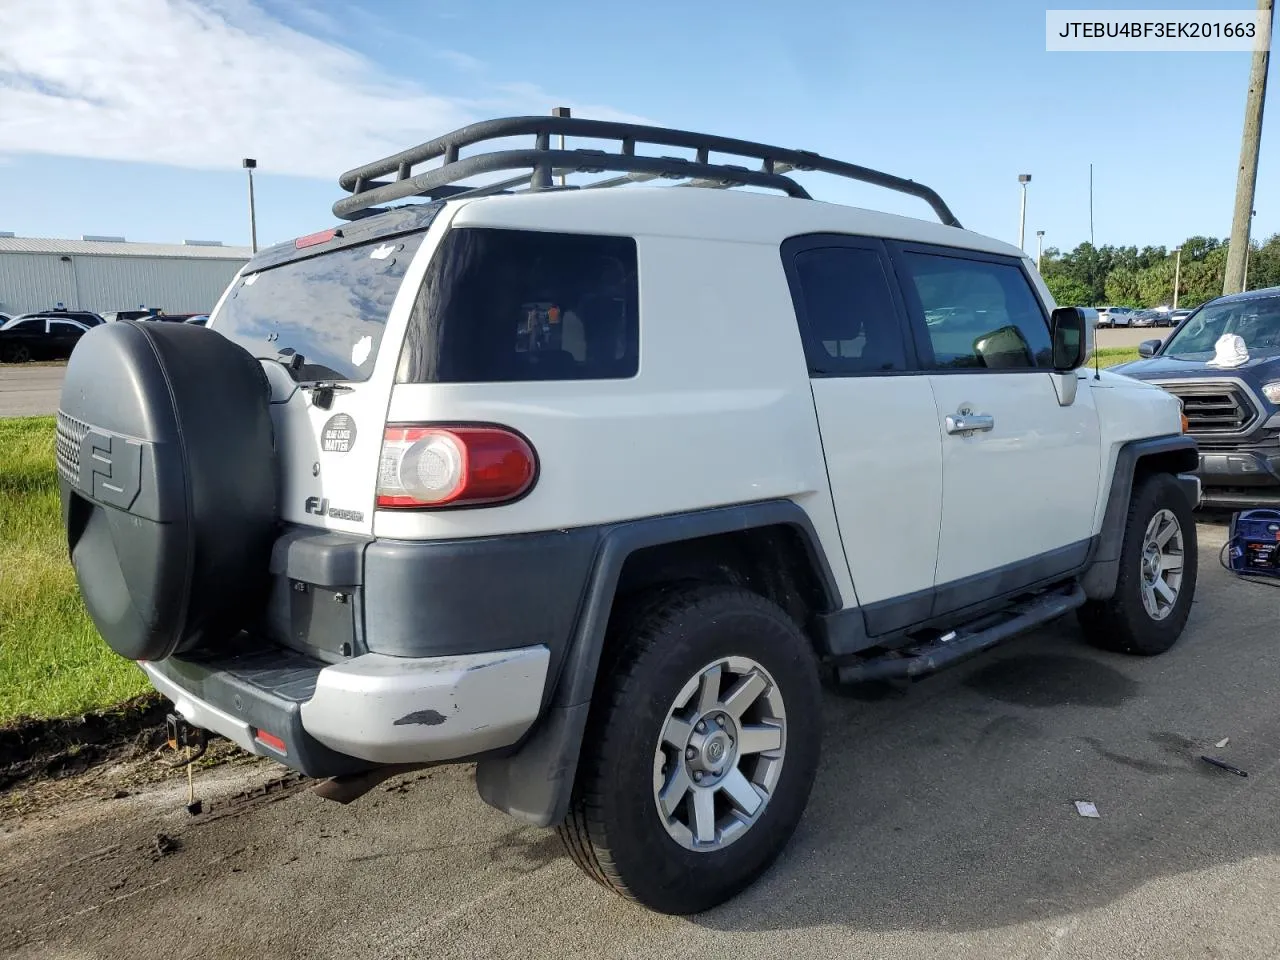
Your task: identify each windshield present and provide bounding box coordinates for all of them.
[1161,296,1280,360]
[213,233,427,382]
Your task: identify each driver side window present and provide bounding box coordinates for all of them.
[899,252,1052,371]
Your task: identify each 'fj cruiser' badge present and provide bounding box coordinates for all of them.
[321,413,357,454]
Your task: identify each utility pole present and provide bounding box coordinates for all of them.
[1036,230,1045,271]
[1173,246,1182,309]
[1244,209,1256,289]
[1018,174,1032,250]
[1224,0,1273,294]
[242,158,259,254]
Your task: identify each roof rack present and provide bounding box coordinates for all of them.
[332,115,962,227]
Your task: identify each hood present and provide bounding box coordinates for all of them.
[1111,353,1280,382]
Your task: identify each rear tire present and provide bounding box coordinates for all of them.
[557,584,822,915]
[1078,473,1197,655]
[1,344,30,363]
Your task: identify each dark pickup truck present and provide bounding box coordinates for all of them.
[1114,286,1280,508]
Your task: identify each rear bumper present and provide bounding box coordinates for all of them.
[143,642,549,777]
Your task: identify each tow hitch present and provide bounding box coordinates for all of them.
[163,713,209,815]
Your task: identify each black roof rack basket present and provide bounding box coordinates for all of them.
[333,115,962,227]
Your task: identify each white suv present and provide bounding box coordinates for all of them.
[56,115,1201,915]
[1097,305,1137,327]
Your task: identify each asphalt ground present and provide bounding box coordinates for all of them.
[4,519,1280,960]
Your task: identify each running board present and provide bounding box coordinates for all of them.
[835,584,1086,684]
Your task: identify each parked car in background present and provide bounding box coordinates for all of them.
[1168,308,1193,327]
[184,315,209,326]
[17,308,105,328]
[1113,286,1280,508]
[0,313,10,328]
[0,316,90,362]
[1096,305,1137,327]
[1131,309,1163,327]
[102,309,158,323]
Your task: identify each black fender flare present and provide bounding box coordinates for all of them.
[1079,434,1200,601]
[474,499,842,828]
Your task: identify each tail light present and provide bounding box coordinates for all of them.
[377,425,537,508]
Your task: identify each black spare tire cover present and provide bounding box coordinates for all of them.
[57,321,278,661]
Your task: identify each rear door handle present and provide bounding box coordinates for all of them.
[945,413,994,435]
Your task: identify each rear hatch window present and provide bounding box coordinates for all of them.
[214,233,428,382]
[396,227,639,383]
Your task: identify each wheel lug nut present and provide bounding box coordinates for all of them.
[695,721,706,733]
[715,716,725,727]
[686,747,696,760]
[693,771,703,782]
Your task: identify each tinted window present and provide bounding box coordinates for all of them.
[49,322,85,335]
[8,319,41,333]
[790,247,907,374]
[397,228,639,383]
[213,233,427,382]
[899,253,1051,370]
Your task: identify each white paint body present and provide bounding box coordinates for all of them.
[208,187,1185,617]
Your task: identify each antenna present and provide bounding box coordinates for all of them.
[1089,162,1095,246]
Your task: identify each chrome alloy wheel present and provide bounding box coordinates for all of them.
[652,656,786,852]
[1140,508,1185,621]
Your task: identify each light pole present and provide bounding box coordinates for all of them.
[1036,230,1045,271]
[1172,246,1182,310]
[242,158,258,254]
[1018,174,1032,250]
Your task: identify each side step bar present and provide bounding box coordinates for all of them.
[835,584,1086,684]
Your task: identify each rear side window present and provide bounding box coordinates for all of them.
[898,253,1052,370]
[8,319,41,332]
[789,246,908,375]
[397,228,639,383]
[214,233,427,382]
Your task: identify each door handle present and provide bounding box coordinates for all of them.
[945,413,994,435]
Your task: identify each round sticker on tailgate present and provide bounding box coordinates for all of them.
[321,413,357,454]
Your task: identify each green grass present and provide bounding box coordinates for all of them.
[1095,346,1140,368]
[0,417,148,725]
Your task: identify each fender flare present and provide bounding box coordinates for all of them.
[474,499,842,828]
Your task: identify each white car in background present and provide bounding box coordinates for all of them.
[1096,305,1137,328]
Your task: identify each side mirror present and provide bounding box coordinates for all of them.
[1138,339,1161,358]
[1049,307,1088,371]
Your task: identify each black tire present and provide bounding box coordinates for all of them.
[1078,473,1197,655]
[1,344,30,363]
[557,584,822,915]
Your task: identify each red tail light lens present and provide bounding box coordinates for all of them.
[377,426,537,508]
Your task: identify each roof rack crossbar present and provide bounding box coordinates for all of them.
[332,116,961,227]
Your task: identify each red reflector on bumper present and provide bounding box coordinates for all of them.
[254,729,287,754]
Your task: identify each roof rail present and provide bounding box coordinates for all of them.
[332,115,962,227]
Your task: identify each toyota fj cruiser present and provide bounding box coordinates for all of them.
[57,116,1201,915]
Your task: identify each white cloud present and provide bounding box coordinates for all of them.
[0,0,647,180]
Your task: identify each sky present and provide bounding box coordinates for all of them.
[0,0,1275,255]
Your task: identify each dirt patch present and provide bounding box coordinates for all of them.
[0,694,169,793]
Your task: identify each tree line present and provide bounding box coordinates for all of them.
[1039,232,1280,309]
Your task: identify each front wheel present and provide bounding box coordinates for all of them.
[1078,473,1197,655]
[557,585,822,914]
[1,344,31,363]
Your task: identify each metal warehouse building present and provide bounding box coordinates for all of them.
[0,235,252,317]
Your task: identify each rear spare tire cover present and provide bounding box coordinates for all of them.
[56,321,278,661]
